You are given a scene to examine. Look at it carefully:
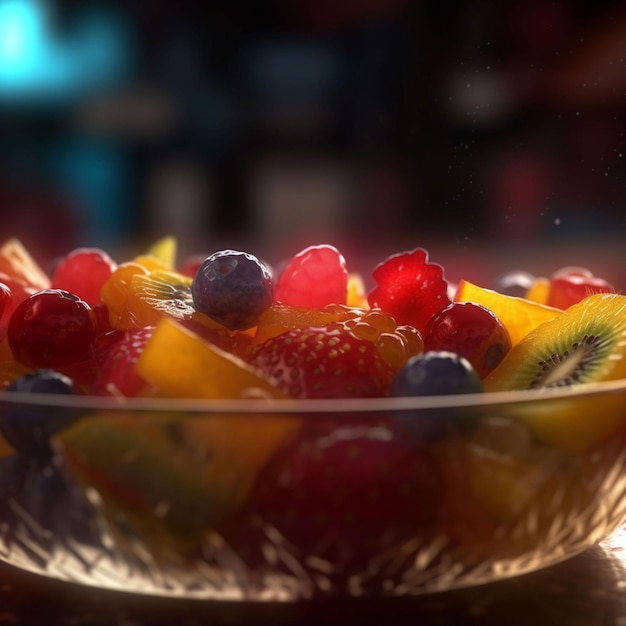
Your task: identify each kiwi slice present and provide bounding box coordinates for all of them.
[484,293,626,392]
[483,293,626,452]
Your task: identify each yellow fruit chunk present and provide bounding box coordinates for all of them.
[347,273,369,308]
[0,238,49,290]
[136,318,286,399]
[145,235,177,268]
[455,279,562,346]
[525,277,550,304]
[55,410,299,558]
[132,254,171,273]
[484,293,626,451]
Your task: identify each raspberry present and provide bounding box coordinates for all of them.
[367,248,450,334]
[51,248,118,306]
[274,244,348,308]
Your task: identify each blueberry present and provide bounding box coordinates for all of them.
[0,455,101,555]
[392,351,484,398]
[391,351,483,441]
[191,250,273,330]
[1,369,81,460]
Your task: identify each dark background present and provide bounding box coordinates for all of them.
[0,0,625,277]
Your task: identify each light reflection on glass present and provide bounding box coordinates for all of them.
[600,525,626,584]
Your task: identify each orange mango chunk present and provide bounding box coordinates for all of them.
[55,409,300,557]
[455,279,563,346]
[347,273,369,308]
[0,238,50,290]
[525,277,550,304]
[136,318,286,399]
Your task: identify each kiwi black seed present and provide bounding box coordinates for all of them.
[483,293,626,392]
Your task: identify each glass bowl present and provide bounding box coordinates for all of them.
[0,380,626,601]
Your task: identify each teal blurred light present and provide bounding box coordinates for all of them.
[0,0,130,102]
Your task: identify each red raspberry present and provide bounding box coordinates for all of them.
[248,326,396,399]
[367,248,450,334]
[51,248,118,306]
[274,245,348,308]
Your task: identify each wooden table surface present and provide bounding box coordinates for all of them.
[1,529,625,626]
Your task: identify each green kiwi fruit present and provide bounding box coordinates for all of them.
[483,293,626,451]
[484,293,626,392]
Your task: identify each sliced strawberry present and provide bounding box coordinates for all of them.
[224,423,442,581]
[274,244,349,308]
[367,248,450,334]
[248,326,396,399]
[90,326,155,397]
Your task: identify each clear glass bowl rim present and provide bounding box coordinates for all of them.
[0,378,625,414]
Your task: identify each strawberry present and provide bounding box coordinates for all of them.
[367,248,450,335]
[224,423,442,583]
[57,328,125,391]
[89,326,155,397]
[274,244,349,308]
[248,326,396,399]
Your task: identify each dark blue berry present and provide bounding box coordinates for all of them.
[0,455,101,555]
[391,352,483,441]
[1,369,81,460]
[191,250,273,330]
[392,351,483,398]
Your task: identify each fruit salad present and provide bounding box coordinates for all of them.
[0,236,625,598]
[0,237,620,402]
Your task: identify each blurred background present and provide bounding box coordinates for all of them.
[0,0,625,285]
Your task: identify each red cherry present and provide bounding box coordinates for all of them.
[7,289,98,369]
[423,301,511,379]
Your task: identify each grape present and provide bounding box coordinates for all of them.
[7,289,98,369]
[191,250,273,330]
[1,369,80,459]
[423,301,511,378]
